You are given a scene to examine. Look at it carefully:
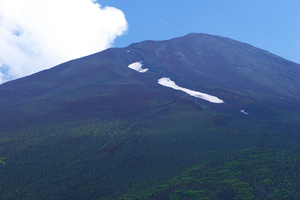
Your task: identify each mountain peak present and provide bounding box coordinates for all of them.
[1,33,299,108]
[0,33,300,199]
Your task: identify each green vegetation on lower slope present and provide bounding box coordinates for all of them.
[0,98,299,199]
[122,149,300,200]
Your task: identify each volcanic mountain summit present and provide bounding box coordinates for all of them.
[0,33,300,199]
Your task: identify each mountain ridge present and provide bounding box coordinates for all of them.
[0,33,300,199]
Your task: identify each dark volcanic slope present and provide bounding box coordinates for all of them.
[0,33,300,199]
[0,33,299,119]
[129,33,300,105]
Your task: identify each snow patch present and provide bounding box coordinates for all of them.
[240,110,249,115]
[128,61,148,73]
[158,77,224,104]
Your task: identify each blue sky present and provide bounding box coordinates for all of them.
[99,0,300,64]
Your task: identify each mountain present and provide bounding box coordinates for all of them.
[0,33,300,199]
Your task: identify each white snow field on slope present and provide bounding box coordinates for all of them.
[240,110,249,115]
[158,77,224,104]
[128,61,148,73]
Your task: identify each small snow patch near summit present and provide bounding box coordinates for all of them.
[128,61,148,73]
[240,110,249,115]
[158,77,224,104]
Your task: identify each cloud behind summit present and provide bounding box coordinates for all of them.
[0,0,128,83]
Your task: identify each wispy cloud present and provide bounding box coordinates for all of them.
[0,0,128,83]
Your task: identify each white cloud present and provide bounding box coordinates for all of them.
[0,0,128,83]
[158,77,224,103]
